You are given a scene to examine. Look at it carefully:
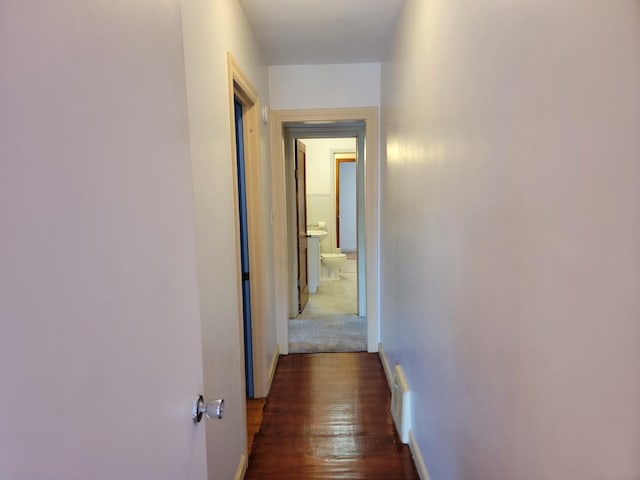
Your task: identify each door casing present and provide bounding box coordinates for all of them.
[227,54,269,400]
[284,128,364,319]
[270,108,379,354]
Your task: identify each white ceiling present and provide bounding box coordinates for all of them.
[238,0,405,65]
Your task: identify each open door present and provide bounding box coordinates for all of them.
[295,140,309,313]
[0,3,209,477]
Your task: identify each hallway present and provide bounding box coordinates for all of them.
[245,353,418,479]
[2,1,639,478]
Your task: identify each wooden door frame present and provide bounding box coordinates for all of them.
[335,157,356,250]
[282,130,360,319]
[227,54,269,399]
[270,108,379,354]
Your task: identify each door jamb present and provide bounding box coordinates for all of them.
[227,54,268,397]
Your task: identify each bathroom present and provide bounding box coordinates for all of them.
[303,137,357,288]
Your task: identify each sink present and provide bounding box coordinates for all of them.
[307,229,327,238]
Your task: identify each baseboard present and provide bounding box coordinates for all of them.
[380,344,428,478]
[409,431,431,480]
[267,344,280,391]
[378,342,393,392]
[234,453,248,480]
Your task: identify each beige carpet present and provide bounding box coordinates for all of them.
[289,260,366,353]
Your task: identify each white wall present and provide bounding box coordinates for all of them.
[0,1,277,478]
[181,0,276,477]
[338,161,357,251]
[0,2,207,478]
[302,138,356,252]
[269,63,380,110]
[380,1,640,479]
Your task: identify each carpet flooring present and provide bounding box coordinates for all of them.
[289,259,367,353]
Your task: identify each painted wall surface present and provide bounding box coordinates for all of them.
[301,138,356,253]
[0,2,207,479]
[380,1,640,479]
[338,161,357,251]
[269,63,380,110]
[181,0,276,477]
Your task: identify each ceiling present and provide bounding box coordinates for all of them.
[238,0,405,65]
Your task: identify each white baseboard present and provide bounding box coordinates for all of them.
[409,431,431,480]
[379,344,430,479]
[234,453,248,480]
[267,344,280,391]
[378,342,393,392]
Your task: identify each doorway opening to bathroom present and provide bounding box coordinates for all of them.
[285,126,365,318]
[271,107,379,355]
[298,137,358,303]
[289,135,361,353]
[270,107,379,354]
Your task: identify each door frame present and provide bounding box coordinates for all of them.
[335,157,356,250]
[270,108,379,353]
[284,129,364,319]
[227,54,269,398]
[233,97,255,398]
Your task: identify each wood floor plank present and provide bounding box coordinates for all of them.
[246,398,266,455]
[246,353,419,480]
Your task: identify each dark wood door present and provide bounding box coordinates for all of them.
[295,140,308,313]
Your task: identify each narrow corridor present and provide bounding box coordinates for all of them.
[245,353,418,479]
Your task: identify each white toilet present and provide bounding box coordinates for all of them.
[320,252,347,280]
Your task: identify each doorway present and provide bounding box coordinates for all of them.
[270,108,379,355]
[227,54,271,400]
[289,137,361,353]
[233,97,254,398]
[294,138,358,314]
[285,131,364,319]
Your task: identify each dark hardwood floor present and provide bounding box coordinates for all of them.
[246,398,266,455]
[245,353,419,479]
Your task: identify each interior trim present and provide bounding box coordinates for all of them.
[409,431,432,480]
[227,53,268,397]
[234,453,248,480]
[378,342,394,392]
[270,107,379,353]
[267,344,280,390]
